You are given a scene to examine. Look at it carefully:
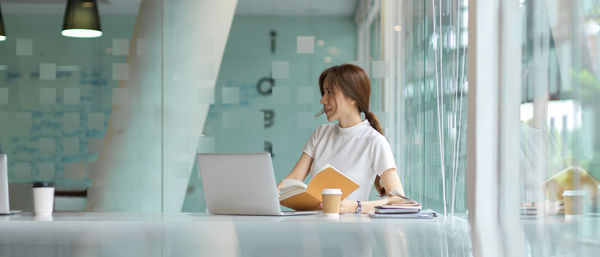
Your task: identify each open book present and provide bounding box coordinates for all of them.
[279,164,359,211]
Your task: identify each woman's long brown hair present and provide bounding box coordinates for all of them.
[318,64,388,197]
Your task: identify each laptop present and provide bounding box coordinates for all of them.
[197,153,318,216]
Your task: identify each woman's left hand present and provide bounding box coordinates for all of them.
[339,199,358,213]
[386,196,418,205]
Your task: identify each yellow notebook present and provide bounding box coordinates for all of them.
[279,164,359,211]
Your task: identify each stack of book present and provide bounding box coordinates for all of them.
[374,202,421,214]
[520,202,538,216]
[369,201,437,218]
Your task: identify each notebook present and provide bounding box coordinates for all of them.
[369,209,437,219]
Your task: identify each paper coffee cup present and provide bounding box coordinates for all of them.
[32,182,55,216]
[321,188,342,217]
[563,190,585,219]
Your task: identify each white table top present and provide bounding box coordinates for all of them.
[3,212,599,257]
[0,211,471,257]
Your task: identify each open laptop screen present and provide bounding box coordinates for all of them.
[197,153,282,215]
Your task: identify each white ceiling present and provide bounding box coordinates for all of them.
[1,0,357,16]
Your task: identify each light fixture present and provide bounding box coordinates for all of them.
[0,1,6,41]
[61,0,102,38]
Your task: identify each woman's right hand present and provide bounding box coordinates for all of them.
[277,153,313,188]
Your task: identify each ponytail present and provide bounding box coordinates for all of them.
[364,111,383,135]
[364,111,387,197]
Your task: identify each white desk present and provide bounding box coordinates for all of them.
[0,212,472,257]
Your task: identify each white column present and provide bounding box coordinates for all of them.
[498,0,526,256]
[466,0,524,256]
[162,0,237,212]
[88,0,237,212]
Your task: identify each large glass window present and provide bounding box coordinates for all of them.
[395,0,469,215]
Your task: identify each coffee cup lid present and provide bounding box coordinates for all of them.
[562,190,586,196]
[33,182,55,188]
[321,188,342,195]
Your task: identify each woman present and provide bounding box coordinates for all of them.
[277,64,407,214]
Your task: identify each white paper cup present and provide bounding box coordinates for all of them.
[322,188,342,217]
[32,182,55,216]
[563,190,585,219]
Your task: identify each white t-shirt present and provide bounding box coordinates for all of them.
[302,120,397,201]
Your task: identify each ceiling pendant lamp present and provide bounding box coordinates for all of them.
[61,0,102,38]
[0,2,6,41]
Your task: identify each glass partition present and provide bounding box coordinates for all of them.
[396,0,469,214]
[0,0,162,212]
[0,0,365,213]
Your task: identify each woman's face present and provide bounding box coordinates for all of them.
[320,80,357,122]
